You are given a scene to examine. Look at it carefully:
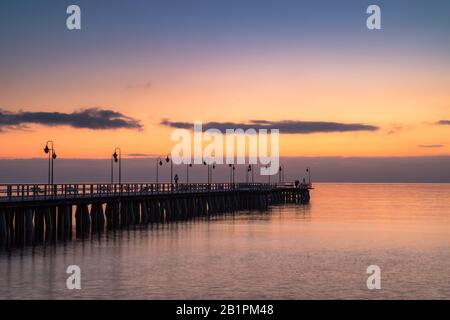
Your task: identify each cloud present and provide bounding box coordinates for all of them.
[418,144,444,148]
[126,153,158,157]
[160,119,379,134]
[437,120,450,125]
[387,124,404,135]
[0,108,142,131]
[126,81,152,90]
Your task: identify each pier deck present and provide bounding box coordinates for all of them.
[0,182,311,249]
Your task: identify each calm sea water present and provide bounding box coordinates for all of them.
[1,183,450,299]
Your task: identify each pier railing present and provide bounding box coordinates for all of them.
[0,182,309,203]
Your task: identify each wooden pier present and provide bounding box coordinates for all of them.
[0,182,311,249]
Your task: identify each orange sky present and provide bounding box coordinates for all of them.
[1,52,449,159]
[1,1,450,160]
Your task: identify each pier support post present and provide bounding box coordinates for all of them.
[0,210,6,248]
[25,208,33,246]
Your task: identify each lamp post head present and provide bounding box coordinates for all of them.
[52,151,57,160]
[159,160,163,166]
[113,151,118,162]
[203,161,207,166]
[44,145,50,154]
[165,155,170,163]
[189,163,193,167]
[212,164,215,169]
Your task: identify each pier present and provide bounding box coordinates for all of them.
[0,182,311,249]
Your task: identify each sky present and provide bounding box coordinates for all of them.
[1,0,450,181]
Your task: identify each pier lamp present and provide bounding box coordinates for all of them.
[203,161,215,184]
[165,154,173,183]
[278,166,283,184]
[246,164,253,183]
[156,157,164,185]
[203,161,208,183]
[211,163,216,184]
[228,164,236,185]
[112,147,122,185]
[44,141,56,185]
[186,163,193,184]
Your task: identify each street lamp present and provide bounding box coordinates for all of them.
[246,164,253,183]
[228,164,236,186]
[306,167,311,185]
[278,165,283,184]
[44,141,56,185]
[112,147,122,185]
[203,161,215,184]
[266,164,271,184]
[211,163,216,183]
[156,157,163,185]
[186,163,193,184]
[166,154,173,183]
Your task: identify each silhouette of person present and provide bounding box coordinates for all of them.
[174,174,179,184]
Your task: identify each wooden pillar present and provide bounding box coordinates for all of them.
[64,205,72,241]
[34,208,44,244]
[105,202,113,230]
[91,203,99,233]
[13,209,24,247]
[82,204,91,235]
[25,208,33,246]
[0,209,7,248]
[75,205,82,238]
[113,202,120,229]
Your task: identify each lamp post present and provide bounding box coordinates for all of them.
[278,166,283,184]
[246,164,253,183]
[112,147,122,185]
[156,157,163,185]
[211,163,216,184]
[44,141,56,185]
[186,163,193,184]
[203,161,215,184]
[228,164,236,188]
[165,154,173,183]
[306,167,311,185]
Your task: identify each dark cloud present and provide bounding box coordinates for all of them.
[160,119,379,134]
[0,108,142,131]
[418,144,444,148]
[437,120,450,125]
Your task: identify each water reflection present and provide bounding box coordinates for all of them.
[1,184,450,299]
